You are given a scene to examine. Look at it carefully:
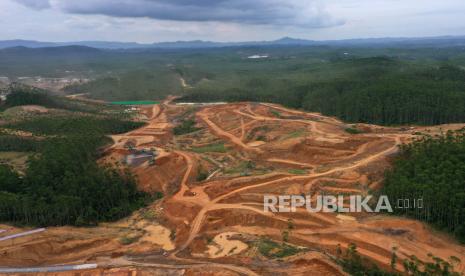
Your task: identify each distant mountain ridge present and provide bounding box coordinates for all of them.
[2,36,465,49]
[0,45,102,56]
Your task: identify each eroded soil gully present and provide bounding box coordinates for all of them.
[2,101,465,275]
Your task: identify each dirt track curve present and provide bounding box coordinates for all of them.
[2,99,465,275]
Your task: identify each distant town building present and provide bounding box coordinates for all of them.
[0,81,11,101]
[247,55,269,59]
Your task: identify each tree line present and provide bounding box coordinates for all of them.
[1,85,101,113]
[383,129,465,243]
[337,243,461,275]
[0,89,151,226]
[5,115,144,136]
[179,62,465,126]
[0,135,150,226]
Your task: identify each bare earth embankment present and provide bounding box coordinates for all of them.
[1,99,465,275]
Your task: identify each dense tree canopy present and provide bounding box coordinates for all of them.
[301,65,465,125]
[2,86,107,113]
[0,88,150,226]
[179,62,465,126]
[0,135,43,152]
[0,136,149,226]
[3,88,55,108]
[383,129,465,242]
[5,115,144,136]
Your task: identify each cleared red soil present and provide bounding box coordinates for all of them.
[2,99,465,275]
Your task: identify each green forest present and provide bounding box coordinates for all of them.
[2,85,102,113]
[179,60,465,125]
[5,115,144,136]
[4,44,463,126]
[383,129,465,243]
[336,243,461,275]
[3,46,465,232]
[64,69,183,102]
[0,136,148,226]
[301,64,465,125]
[0,89,150,226]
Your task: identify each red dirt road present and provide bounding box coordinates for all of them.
[2,101,465,275]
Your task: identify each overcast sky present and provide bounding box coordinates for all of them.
[1,0,465,43]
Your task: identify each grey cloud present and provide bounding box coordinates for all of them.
[14,0,50,9]
[15,0,343,28]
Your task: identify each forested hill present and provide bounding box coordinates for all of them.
[0,88,151,226]
[301,64,465,125]
[383,129,465,243]
[179,59,465,125]
[4,45,465,126]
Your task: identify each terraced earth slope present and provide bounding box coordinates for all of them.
[1,99,465,275]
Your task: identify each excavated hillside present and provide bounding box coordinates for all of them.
[1,98,465,275]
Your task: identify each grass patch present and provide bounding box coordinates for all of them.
[119,234,142,245]
[191,143,227,153]
[224,161,255,174]
[345,127,363,134]
[271,110,282,118]
[246,125,270,141]
[141,210,158,221]
[288,169,308,175]
[281,129,306,140]
[0,151,30,173]
[254,238,303,259]
[196,166,209,181]
[202,156,218,165]
[173,119,201,135]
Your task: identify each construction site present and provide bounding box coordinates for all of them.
[1,98,465,275]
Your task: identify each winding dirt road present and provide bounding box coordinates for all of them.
[4,100,465,275]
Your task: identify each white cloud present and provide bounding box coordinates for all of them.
[3,0,465,42]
